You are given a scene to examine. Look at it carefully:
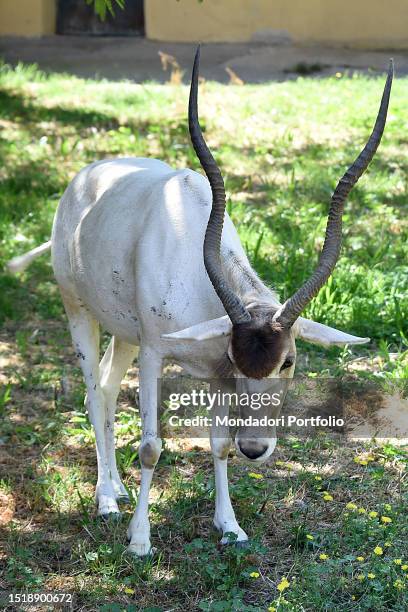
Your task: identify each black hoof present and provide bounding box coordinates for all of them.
[99,511,122,522]
[220,537,250,548]
[234,540,250,549]
[117,495,131,505]
[139,550,155,560]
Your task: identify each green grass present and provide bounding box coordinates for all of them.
[0,62,407,611]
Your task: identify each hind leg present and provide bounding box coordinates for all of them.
[62,294,119,517]
[99,336,138,501]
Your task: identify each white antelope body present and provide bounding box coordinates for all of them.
[8,51,393,556]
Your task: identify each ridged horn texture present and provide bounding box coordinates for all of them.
[188,46,251,324]
[274,60,393,328]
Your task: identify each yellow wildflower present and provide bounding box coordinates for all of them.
[346,502,357,510]
[277,577,290,592]
[314,476,322,481]
[356,574,365,581]
[124,587,135,595]
[402,565,408,571]
[394,579,405,590]
[356,556,365,562]
[268,607,276,612]
[323,492,333,501]
[368,511,378,518]
[250,571,260,578]
[306,534,314,540]
[358,507,366,514]
[319,553,329,560]
[384,541,392,547]
[394,559,402,566]
[381,516,392,524]
[384,503,392,511]
[335,72,342,78]
[351,595,356,600]
[248,472,263,480]
[354,456,368,465]
[367,573,376,579]
[374,546,383,556]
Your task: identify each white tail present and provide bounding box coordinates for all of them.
[7,240,52,274]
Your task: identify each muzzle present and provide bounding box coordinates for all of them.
[235,435,276,463]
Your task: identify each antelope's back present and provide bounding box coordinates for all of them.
[50,157,244,343]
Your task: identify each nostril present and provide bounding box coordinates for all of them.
[238,441,268,460]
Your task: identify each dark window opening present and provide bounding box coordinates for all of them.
[57,0,145,36]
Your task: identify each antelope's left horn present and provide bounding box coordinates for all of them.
[274,60,393,328]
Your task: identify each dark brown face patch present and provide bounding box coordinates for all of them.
[231,309,290,379]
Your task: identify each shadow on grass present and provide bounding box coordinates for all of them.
[0,89,121,130]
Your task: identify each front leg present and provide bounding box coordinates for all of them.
[210,381,248,545]
[127,346,162,556]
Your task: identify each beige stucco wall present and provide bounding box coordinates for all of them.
[0,0,407,49]
[0,0,55,36]
[145,0,408,48]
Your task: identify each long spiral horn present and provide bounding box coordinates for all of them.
[274,60,393,328]
[188,46,251,325]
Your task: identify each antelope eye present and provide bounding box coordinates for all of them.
[281,357,294,371]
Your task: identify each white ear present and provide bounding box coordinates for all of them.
[296,317,370,348]
[161,315,232,342]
